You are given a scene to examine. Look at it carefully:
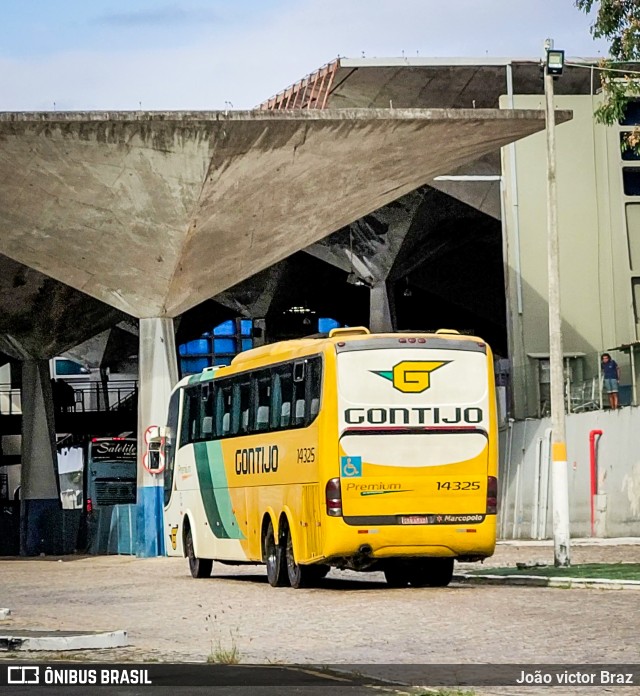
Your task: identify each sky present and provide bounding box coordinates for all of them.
[0,0,608,111]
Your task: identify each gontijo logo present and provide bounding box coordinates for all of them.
[372,360,449,393]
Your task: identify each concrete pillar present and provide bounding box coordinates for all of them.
[369,281,394,333]
[136,317,178,557]
[20,360,60,555]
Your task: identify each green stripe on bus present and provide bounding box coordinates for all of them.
[193,441,244,540]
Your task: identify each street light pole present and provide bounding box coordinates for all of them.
[544,38,571,567]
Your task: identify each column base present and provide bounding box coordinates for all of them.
[20,499,80,556]
[136,486,165,557]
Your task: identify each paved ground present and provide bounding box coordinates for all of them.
[1,542,639,693]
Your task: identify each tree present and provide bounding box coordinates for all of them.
[576,0,640,146]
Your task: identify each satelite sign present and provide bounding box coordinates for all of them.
[91,439,137,461]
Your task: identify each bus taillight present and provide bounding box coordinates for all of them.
[486,476,498,514]
[86,498,93,514]
[325,478,342,517]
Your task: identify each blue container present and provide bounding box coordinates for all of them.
[214,356,232,366]
[240,319,252,336]
[240,338,253,352]
[214,338,235,354]
[184,339,210,356]
[214,320,235,336]
[318,317,340,333]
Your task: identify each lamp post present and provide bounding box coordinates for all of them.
[544,39,571,567]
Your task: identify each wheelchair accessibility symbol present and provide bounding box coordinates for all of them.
[341,456,362,478]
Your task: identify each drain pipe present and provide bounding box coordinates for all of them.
[589,429,603,537]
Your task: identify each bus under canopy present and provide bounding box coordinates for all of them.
[162,331,498,589]
[86,437,137,555]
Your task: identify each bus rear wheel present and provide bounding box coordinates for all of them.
[285,527,315,589]
[383,562,411,588]
[185,527,212,579]
[408,558,454,588]
[264,520,287,587]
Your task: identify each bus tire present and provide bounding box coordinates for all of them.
[409,558,454,588]
[383,562,410,588]
[284,526,311,589]
[185,526,212,579]
[264,520,287,587]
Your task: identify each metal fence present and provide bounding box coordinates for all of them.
[0,380,138,416]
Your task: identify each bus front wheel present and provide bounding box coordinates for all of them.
[185,527,212,579]
[264,520,287,587]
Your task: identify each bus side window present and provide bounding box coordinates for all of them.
[292,361,307,426]
[307,357,322,423]
[214,385,226,437]
[240,382,251,434]
[201,383,214,439]
[274,365,293,428]
[180,387,200,447]
[254,373,270,432]
[231,381,251,435]
[270,373,282,430]
[216,383,233,437]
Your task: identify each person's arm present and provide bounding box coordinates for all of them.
[617,363,621,380]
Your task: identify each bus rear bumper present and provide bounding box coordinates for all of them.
[371,544,457,558]
[321,518,496,562]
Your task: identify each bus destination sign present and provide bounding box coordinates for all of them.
[91,440,137,461]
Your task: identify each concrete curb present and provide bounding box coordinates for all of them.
[0,609,11,620]
[455,573,640,590]
[0,630,128,651]
[497,537,640,547]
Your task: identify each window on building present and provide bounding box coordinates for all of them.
[623,168,640,196]
[619,100,640,126]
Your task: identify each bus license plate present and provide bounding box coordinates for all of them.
[401,515,429,525]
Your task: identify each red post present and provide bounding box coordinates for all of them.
[589,429,603,536]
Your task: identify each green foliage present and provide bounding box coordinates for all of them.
[576,1,640,149]
[576,0,640,61]
[470,563,640,580]
[207,638,241,664]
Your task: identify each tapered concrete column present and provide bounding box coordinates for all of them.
[369,281,394,333]
[20,360,60,555]
[136,317,178,557]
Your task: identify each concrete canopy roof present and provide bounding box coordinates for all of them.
[263,57,598,111]
[0,109,563,318]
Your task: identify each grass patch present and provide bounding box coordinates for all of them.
[206,639,241,665]
[469,563,640,581]
[417,690,476,696]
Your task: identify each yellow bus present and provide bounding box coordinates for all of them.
[160,327,498,588]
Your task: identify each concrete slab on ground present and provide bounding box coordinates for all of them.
[0,630,127,652]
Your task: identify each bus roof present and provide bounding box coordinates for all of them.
[175,328,488,390]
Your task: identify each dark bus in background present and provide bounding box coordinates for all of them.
[86,437,137,554]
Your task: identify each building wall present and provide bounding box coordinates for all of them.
[499,406,640,539]
[501,94,639,419]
